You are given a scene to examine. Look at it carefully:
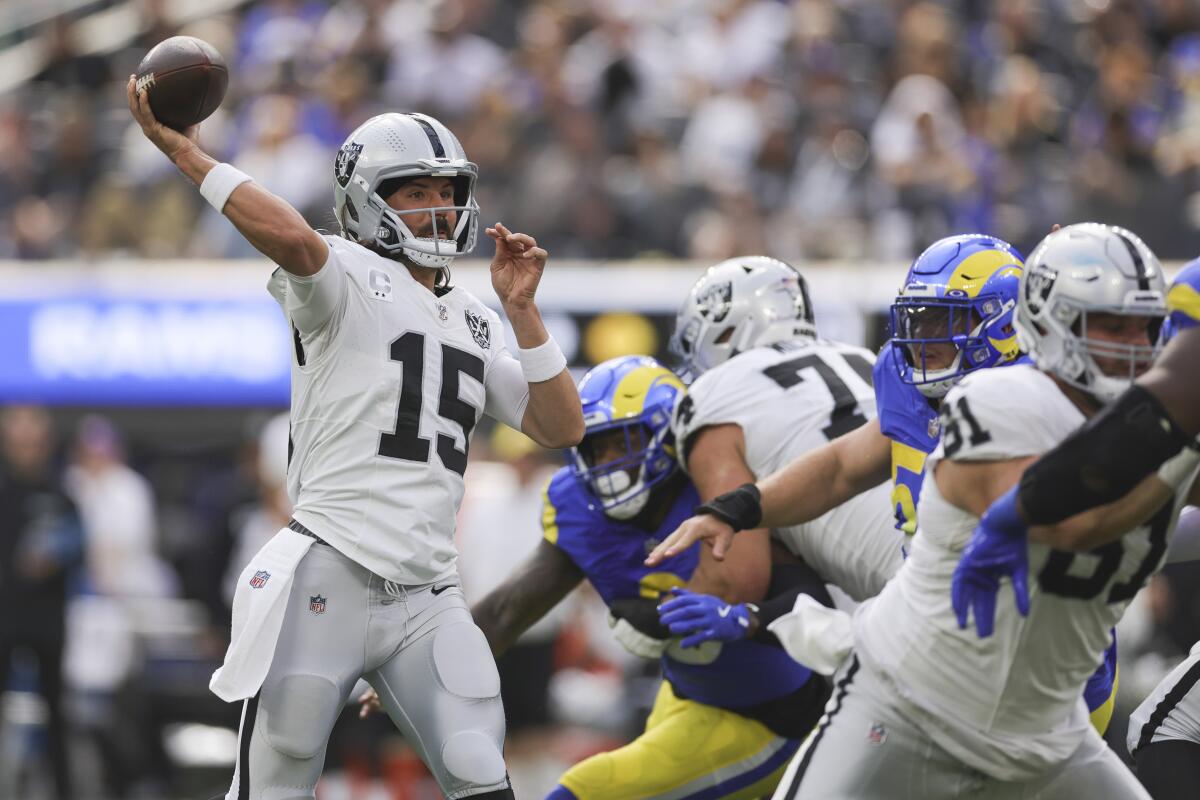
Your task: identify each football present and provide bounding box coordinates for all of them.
[135,36,228,131]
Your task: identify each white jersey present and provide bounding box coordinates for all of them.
[267,235,530,585]
[672,339,905,601]
[1128,640,1200,754]
[855,364,1200,781]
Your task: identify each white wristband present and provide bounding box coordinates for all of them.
[200,163,252,212]
[518,336,567,383]
[1158,439,1200,489]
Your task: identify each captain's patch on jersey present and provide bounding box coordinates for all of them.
[368,268,393,302]
[465,308,490,349]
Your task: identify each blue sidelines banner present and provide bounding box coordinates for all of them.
[0,297,292,406]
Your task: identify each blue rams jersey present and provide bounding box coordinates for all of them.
[875,345,940,536]
[542,467,812,709]
[875,345,1034,536]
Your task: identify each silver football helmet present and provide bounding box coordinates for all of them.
[1017,223,1166,403]
[670,256,817,378]
[332,112,479,269]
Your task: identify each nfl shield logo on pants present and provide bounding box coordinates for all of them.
[249,570,271,589]
[309,595,327,615]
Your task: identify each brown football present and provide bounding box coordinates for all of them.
[135,36,228,131]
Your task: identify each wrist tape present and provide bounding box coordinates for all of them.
[199,163,252,213]
[695,483,763,532]
[518,336,566,383]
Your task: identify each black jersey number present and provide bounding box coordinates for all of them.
[762,352,874,440]
[1038,497,1174,602]
[377,331,485,476]
[940,397,992,458]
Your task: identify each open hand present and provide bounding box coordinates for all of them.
[951,522,1030,638]
[487,222,547,311]
[127,74,199,163]
[645,514,735,566]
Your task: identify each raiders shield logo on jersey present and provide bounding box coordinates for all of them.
[464,309,491,349]
[697,281,733,322]
[335,142,364,189]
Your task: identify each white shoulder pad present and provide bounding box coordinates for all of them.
[671,351,773,471]
[934,365,1084,463]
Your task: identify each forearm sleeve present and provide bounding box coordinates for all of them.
[1019,384,1191,525]
[751,561,834,647]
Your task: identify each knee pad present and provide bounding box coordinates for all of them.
[432,622,500,699]
[441,730,507,786]
[261,674,342,760]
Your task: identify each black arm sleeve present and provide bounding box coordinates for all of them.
[1018,384,1191,525]
[750,560,834,648]
[608,596,671,639]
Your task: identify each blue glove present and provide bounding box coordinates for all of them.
[951,485,1031,638]
[657,588,752,649]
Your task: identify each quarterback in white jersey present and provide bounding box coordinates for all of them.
[129,79,582,800]
[778,223,1200,800]
[665,257,905,607]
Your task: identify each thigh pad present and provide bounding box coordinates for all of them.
[432,622,500,700]
[261,674,343,760]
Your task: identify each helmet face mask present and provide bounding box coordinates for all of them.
[1017,223,1166,404]
[569,356,685,520]
[574,422,657,519]
[889,234,1024,399]
[670,256,817,380]
[333,113,480,270]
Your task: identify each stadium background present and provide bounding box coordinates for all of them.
[1,0,1199,797]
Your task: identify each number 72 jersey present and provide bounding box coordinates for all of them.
[672,339,906,601]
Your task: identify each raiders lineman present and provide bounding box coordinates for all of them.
[663,257,905,607]
[776,224,1200,800]
[127,79,583,800]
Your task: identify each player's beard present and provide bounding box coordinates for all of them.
[412,215,454,241]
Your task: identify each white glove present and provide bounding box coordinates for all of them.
[766,593,854,675]
[607,610,668,659]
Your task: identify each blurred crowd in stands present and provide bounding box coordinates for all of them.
[4,0,1200,264]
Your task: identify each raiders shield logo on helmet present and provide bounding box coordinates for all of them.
[334,142,364,189]
[696,281,733,322]
[464,309,491,349]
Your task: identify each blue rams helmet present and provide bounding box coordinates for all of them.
[890,234,1024,399]
[570,355,686,519]
[1162,257,1200,344]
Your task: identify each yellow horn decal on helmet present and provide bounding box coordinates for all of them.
[988,332,1020,361]
[1167,281,1200,324]
[610,367,685,420]
[947,253,1022,298]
